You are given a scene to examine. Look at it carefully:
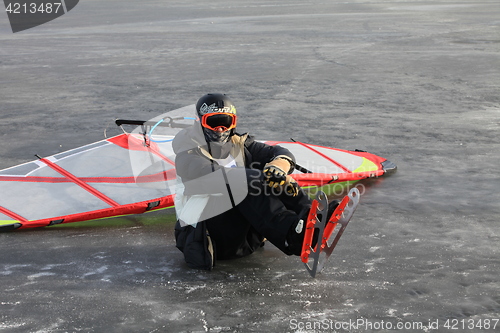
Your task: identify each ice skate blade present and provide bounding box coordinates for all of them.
[302,188,360,278]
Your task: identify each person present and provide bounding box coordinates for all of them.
[173,93,328,270]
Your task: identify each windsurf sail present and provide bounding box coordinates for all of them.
[0,105,396,231]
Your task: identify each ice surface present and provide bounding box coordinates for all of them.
[0,0,499,332]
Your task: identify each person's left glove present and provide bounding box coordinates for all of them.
[284,175,299,197]
[263,157,292,188]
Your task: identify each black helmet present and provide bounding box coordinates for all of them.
[196,93,237,143]
[196,93,237,117]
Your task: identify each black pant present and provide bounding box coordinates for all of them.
[206,181,312,259]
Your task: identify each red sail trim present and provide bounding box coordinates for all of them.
[265,140,387,170]
[0,169,177,184]
[40,158,120,207]
[292,170,385,187]
[0,176,67,183]
[84,169,177,183]
[0,205,29,223]
[15,195,175,229]
[107,134,175,166]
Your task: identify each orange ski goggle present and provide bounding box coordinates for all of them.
[201,112,237,132]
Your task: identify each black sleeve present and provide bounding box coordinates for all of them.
[244,135,296,172]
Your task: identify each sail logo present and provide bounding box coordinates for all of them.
[4,0,79,33]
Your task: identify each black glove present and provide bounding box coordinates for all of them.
[284,176,299,197]
[263,158,290,188]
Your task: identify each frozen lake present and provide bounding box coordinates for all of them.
[1,0,499,332]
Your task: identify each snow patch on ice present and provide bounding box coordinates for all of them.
[273,271,287,279]
[81,265,108,278]
[387,308,398,317]
[4,264,30,269]
[0,322,26,329]
[185,284,206,294]
[41,263,75,270]
[27,272,56,280]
